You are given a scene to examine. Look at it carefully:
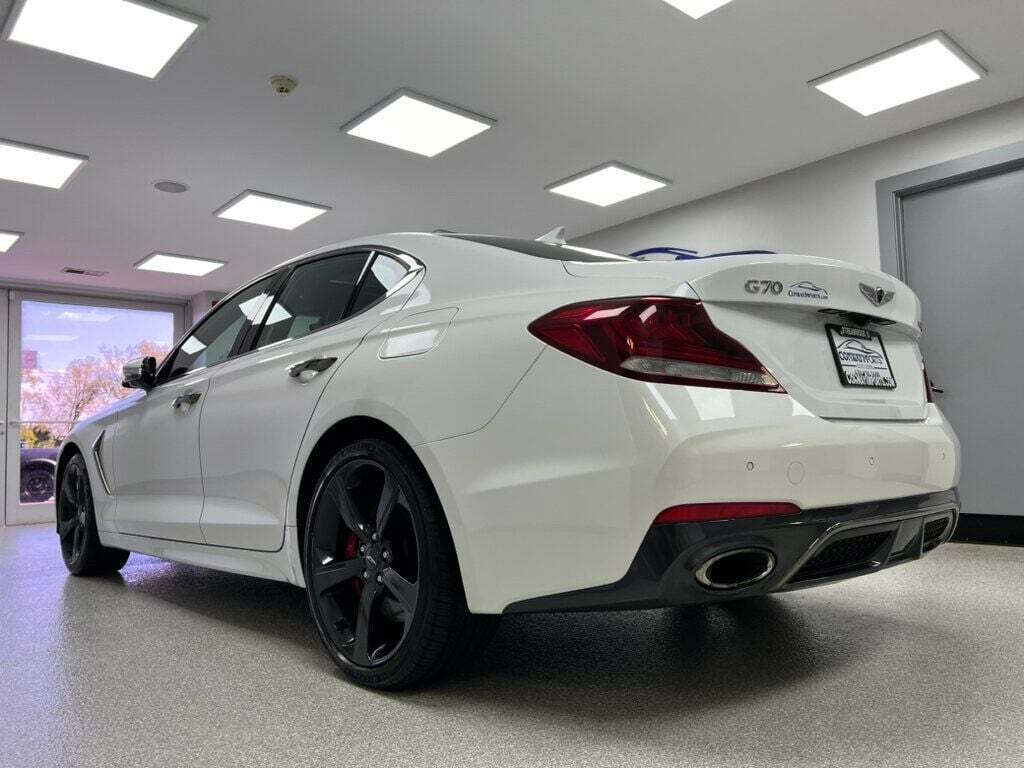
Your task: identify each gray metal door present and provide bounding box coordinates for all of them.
[901,166,1024,518]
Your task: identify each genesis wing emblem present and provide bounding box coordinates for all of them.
[859,283,894,307]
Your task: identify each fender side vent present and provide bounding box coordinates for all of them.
[91,430,113,496]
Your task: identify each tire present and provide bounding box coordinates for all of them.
[303,438,498,689]
[21,466,55,503]
[56,453,130,576]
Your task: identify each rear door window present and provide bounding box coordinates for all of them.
[347,254,410,315]
[255,252,370,348]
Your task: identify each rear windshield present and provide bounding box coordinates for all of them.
[443,234,633,263]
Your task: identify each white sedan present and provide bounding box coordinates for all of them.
[55,233,961,688]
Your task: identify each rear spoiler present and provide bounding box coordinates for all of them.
[631,247,777,261]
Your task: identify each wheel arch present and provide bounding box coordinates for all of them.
[292,413,484,613]
[51,442,84,525]
[294,416,441,559]
[54,442,82,489]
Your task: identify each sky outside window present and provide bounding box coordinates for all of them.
[20,301,175,428]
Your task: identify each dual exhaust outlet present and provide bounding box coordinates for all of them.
[695,547,776,590]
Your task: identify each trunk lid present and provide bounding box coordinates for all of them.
[563,254,927,420]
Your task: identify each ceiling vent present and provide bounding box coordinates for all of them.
[154,180,189,193]
[62,267,108,277]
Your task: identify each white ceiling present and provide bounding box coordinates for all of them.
[1,0,1023,298]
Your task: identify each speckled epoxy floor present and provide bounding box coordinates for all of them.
[1,524,1023,768]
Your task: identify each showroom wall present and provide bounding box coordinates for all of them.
[189,290,224,324]
[575,98,1024,271]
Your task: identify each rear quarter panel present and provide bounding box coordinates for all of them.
[285,285,550,530]
[284,237,684,584]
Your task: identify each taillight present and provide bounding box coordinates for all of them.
[528,297,783,392]
[655,502,800,524]
[922,364,934,403]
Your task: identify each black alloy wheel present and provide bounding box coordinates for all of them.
[308,456,420,666]
[57,453,130,576]
[304,438,498,689]
[22,467,55,504]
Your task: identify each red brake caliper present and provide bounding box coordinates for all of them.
[343,531,363,596]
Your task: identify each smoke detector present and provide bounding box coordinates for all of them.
[269,75,298,95]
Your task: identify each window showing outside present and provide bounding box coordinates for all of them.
[256,253,369,348]
[348,254,409,315]
[162,276,276,381]
[18,301,176,504]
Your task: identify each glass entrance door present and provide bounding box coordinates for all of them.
[5,291,184,525]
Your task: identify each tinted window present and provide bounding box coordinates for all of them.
[164,275,277,381]
[256,252,369,348]
[348,254,409,315]
[443,234,632,262]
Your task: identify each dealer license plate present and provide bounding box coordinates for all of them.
[826,324,896,389]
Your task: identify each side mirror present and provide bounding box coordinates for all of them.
[122,356,157,390]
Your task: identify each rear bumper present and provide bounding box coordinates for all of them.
[420,348,960,614]
[505,489,960,613]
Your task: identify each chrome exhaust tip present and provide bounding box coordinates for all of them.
[695,547,776,590]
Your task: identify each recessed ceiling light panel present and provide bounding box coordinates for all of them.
[214,190,330,231]
[0,138,87,189]
[136,252,225,276]
[547,163,670,207]
[0,230,23,252]
[342,89,494,157]
[810,32,985,116]
[3,0,204,79]
[661,0,734,19]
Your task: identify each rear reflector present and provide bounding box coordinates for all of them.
[655,502,801,524]
[528,297,783,392]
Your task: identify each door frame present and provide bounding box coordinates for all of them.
[876,139,1024,280]
[0,291,7,525]
[876,140,1024,542]
[5,288,187,525]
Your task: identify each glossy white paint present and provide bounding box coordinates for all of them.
[379,308,459,359]
[420,350,958,611]
[112,373,211,543]
[198,270,424,551]
[61,234,959,613]
[98,527,301,584]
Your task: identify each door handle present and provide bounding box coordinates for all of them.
[288,357,337,382]
[172,392,202,410]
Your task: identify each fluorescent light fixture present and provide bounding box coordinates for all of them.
[0,138,87,189]
[3,0,204,79]
[661,0,734,19]
[214,190,330,231]
[547,163,670,207]
[0,230,23,252]
[136,252,225,276]
[810,32,985,116]
[342,89,494,157]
